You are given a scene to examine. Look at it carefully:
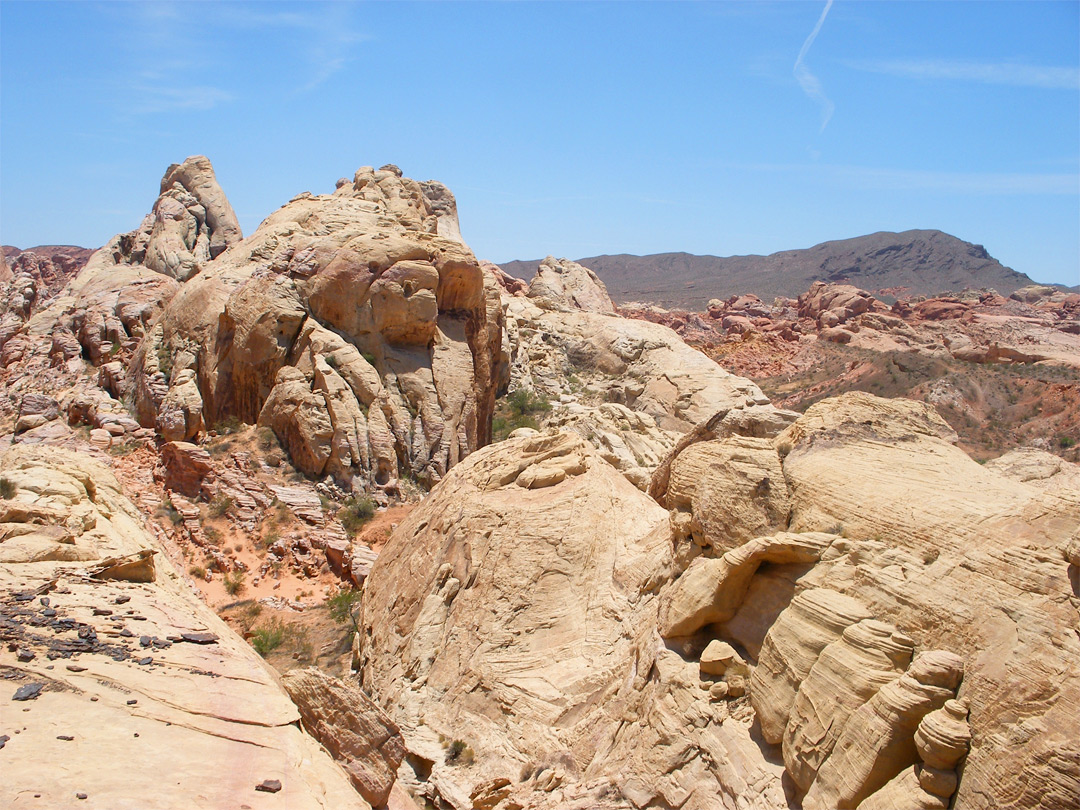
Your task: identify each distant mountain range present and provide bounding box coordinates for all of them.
[3,244,97,264]
[500,229,1045,309]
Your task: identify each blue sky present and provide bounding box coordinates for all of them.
[1,1,1077,286]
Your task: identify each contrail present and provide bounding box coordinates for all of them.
[794,0,835,132]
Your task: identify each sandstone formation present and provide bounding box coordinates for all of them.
[620,280,1080,461]
[0,444,369,808]
[132,163,504,490]
[282,667,406,806]
[360,431,790,810]
[360,392,1079,810]
[526,255,616,313]
[3,155,1076,810]
[0,156,241,451]
[495,258,793,487]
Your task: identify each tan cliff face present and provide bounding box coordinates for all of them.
[130,163,505,490]
[360,392,1080,810]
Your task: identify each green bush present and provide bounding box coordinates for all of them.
[156,344,173,383]
[338,495,376,536]
[327,589,362,629]
[507,388,551,417]
[1060,436,1076,449]
[224,570,246,597]
[251,620,287,656]
[257,427,279,451]
[213,415,243,435]
[158,495,183,525]
[492,388,552,442]
[209,493,233,518]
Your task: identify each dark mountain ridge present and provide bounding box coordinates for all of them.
[500,229,1042,309]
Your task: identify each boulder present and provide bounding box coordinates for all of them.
[526,256,615,313]
[282,667,406,807]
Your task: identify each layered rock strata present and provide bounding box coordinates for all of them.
[0,444,369,808]
[361,392,1079,810]
[132,163,504,489]
[495,258,794,488]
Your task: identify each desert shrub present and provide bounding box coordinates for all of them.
[208,439,233,456]
[257,427,279,451]
[204,526,223,545]
[508,388,551,417]
[189,565,206,579]
[1060,436,1076,449]
[209,493,233,518]
[492,388,552,442]
[444,739,474,765]
[158,495,183,525]
[260,528,281,550]
[0,476,16,500]
[325,354,340,370]
[270,500,293,523]
[251,620,286,656]
[327,588,362,629]
[223,570,246,596]
[213,415,243,435]
[338,495,376,536]
[156,343,173,382]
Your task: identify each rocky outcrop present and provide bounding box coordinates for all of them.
[658,392,1079,809]
[20,156,240,365]
[527,256,615,313]
[0,157,241,452]
[0,444,369,808]
[361,432,794,810]
[496,259,790,488]
[132,164,504,490]
[282,667,406,806]
[361,391,1079,810]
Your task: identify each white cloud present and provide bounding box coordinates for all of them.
[794,0,836,132]
[844,58,1080,90]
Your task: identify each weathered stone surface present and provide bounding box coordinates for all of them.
[135,164,503,488]
[282,667,405,806]
[361,432,790,810]
[499,268,784,488]
[664,435,789,554]
[0,444,368,809]
[659,531,836,639]
[804,651,963,809]
[783,619,916,791]
[750,588,873,743]
[159,441,214,498]
[526,256,615,314]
